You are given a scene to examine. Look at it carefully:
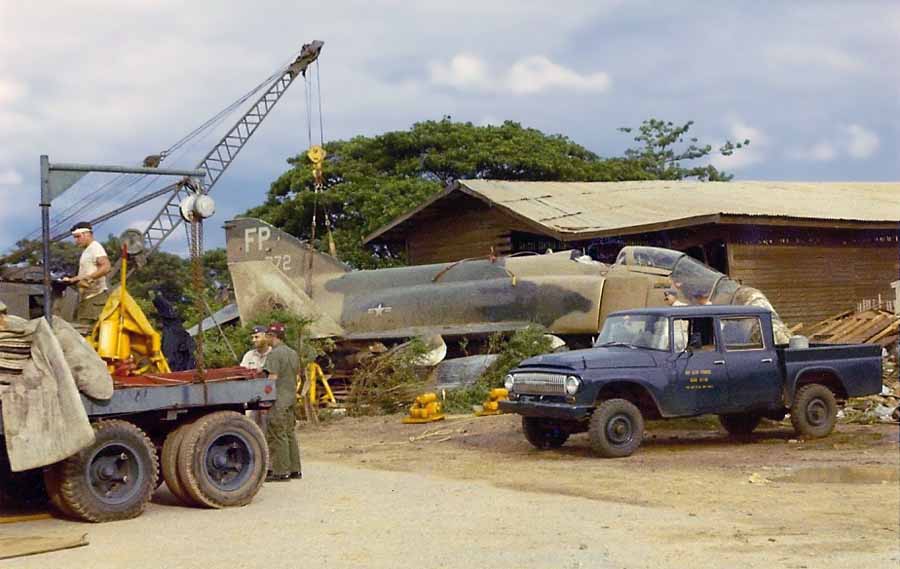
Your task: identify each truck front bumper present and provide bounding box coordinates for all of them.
[498,398,593,421]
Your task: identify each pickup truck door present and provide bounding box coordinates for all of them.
[718,316,782,411]
[668,316,730,415]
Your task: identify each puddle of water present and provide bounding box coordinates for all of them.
[773,466,899,484]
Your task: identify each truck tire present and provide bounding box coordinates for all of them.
[522,417,570,450]
[718,413,762,437]
[56,420,159,522]
[161,422,197,507]
[790,384,837,438]
[177,411,268,509]
[589,399,644,458]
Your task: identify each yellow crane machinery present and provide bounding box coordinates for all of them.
[90,244,170,375]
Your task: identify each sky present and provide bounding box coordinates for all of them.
[1,0,898,255]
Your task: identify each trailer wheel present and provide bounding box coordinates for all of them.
[43,464,77,518]
[177,411,268,509]
[522,417,570,449]
[718,413,762,437]
[57,420,158,522]
[161,422,197,506]
[589,399,644,458]
[791,384,837,438]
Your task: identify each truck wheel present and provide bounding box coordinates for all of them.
[177,411,268,509]
[718,413,762,437]
[56,420,158,523]
[791,384,837,438]
[522,417,570,449]
[161,422,198,506]
[589,399,644,458]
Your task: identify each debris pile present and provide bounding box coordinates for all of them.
[840,355,899,424]
[0,316,32,376]
[806,308,898,347]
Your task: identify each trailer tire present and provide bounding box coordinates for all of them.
[161,422,197,506]
[791,384,837,438]
[177,411,268,509]
[718,413,762,437]
[57,420,158,523]
[522,417,570,450]
[43,464,78,518]
[589,399,644,458]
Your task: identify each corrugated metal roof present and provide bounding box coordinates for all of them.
[456,180,900,238]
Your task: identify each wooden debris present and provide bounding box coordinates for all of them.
[806,309,899,347]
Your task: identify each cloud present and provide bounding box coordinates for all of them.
[0,78,26,104]
[790,141,837,162]
[429,53,610,95]
[709,118,767,171]
[764,44,865,74]
[790,124,879,162]
[0,168,23,186]
[844,124,879,159]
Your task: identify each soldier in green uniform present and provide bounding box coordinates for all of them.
[263,322,302,482]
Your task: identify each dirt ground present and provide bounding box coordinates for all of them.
[2,413,898,568]
[301,412,900,567]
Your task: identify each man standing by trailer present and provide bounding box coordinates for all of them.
[263,322,302,482]
[63,221,111,331]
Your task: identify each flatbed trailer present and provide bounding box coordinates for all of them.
[1,367,276,522]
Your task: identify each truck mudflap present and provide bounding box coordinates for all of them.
[499,399,593,421]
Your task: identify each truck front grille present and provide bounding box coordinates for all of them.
[512,372,568,396]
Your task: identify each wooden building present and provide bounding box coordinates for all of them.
[364,180,900,327]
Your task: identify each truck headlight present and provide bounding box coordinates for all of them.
[565,376,582,395]
[504,374,515,391]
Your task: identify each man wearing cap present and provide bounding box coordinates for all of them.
[263,322,302,482]
[63,222,111,331]
[664,288,689,350]
[240,325,271,371]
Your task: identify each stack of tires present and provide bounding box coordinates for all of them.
[44,411,268,522]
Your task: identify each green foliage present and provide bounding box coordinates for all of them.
[346,339,430,416]
[618,118,749,181]
[443,326,554,414]
[197,308,318,369]
[249,118,652,269]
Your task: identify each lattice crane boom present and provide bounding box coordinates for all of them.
[142,40,324,253]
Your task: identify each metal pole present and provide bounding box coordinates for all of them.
[40,155,52,323]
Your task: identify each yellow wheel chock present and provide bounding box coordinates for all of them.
[402,392,445,424]
[475,388,509,416]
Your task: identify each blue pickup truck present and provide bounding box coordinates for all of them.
[499,306,883,458]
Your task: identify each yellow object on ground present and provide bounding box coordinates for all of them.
[304,362,337,406]
[402,392,445,424]
[88,249,170,375]
[475,387,509,416]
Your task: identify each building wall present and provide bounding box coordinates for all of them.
[728,242,897,327]
[404,196,530,264]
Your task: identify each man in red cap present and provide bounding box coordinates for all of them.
[263,322,302,481]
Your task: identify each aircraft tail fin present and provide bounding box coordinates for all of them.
[228,260,344,338]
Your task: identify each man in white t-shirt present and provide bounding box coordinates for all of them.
[63,222,111,331]
[240,325,271,371]
[241,325,272,430]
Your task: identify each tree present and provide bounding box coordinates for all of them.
[618,119,749,181]
[250,118,650,268]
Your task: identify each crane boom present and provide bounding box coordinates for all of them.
[142,40,324,253]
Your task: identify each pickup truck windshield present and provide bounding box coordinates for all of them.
[595,314,670,351]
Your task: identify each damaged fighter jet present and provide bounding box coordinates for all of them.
[224,218,791,370]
